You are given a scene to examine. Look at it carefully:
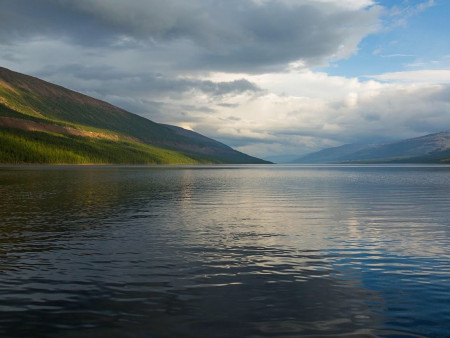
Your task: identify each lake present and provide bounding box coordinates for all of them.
[1,164,449,337]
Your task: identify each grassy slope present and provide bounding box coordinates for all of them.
[0,127,214,164]
[0,96,210,164]
[0,67,269,164]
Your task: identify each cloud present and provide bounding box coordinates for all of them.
[368,70,450,84]
[26,62,263,126]
[164,72,450,158]
[0,0,381,73]
[392,0,435,18]
[387,0,435,27]
[379,54,414,58]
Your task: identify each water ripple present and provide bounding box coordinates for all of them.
[1,165,449,337]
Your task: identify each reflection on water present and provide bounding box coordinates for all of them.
[1,165,450,337]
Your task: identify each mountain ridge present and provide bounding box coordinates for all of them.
[292,132,450,164]
[0,66,270,164]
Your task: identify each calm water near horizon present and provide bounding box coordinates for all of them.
[1,164,449,337]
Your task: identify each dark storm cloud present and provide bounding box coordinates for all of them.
[0,1,101,44]
[0,0,380,72]
[35,63,261,96]
[31,63,261,117]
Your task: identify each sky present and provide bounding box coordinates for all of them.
[0,0,449,162]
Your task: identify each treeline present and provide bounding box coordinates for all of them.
[0,128,205,164]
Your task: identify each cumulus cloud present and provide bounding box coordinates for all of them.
[154,71,450,158]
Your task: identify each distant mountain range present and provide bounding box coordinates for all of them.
[292,132,450,164]
[0,67,269,164]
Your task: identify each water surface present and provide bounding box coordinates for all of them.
[1,165,449,337]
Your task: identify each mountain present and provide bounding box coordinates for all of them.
[292,143,372,164]
[0,67,270,164]
[292,132,450,164]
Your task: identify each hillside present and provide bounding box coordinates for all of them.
[0,67,270,164]
[292,132,450,164]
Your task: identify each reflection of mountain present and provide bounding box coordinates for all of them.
[292,132,450,163]
[0,67,270,164]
